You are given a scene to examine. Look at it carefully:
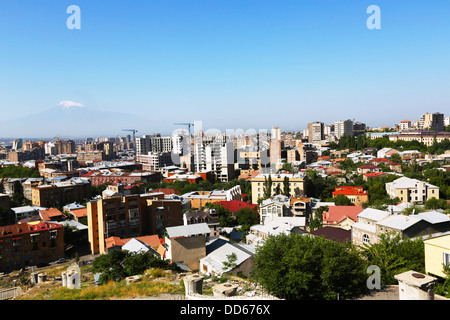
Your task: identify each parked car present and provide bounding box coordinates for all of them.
[55,258,66,264]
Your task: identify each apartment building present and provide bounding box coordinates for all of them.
[250,173,306,204]
[135,134,174,156]
[385,176,440,203]
[87,192,183,254]
[422,112,444,132]
[0,221,65,272]
[77,150,106,163]
[389,130,450,147]
[81,169,160,186]
[307,122,324,143]
[136,152,173,171]
[194,134,235,182]
[31,177,91,207]
[334,119,353,139]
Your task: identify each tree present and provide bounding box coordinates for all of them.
[263,175,273,199]
[332,194,353,206]
[236,207,259,233]
[253,233,368,299]
[424,198,449,210]
[222,252,238,272]
[283,176,290,197]
[360,233,424,285]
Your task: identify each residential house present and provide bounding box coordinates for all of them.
[183,210,220,237]
[377,148,398,159]
[322,205,363,230]
[385,176,440,203]
[258,195,291,223]
[246,216,306,245]
[105,234,161,252]
[424,232,450,278]
[199,237,256,277]
[39,208,66,222]
[357,164,381,175]
[289,197,312,221]
[163,223,211,271]
[351,209,450,247]
[332,186,369,206]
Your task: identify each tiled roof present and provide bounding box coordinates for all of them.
[217,200,257,212]
[39,208,64,221]
[323,206,363,224]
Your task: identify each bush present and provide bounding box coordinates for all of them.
[92,250,181,284]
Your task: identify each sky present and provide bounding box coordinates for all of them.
[0,0,449,137]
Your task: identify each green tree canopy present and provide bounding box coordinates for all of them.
[253,233,368,299]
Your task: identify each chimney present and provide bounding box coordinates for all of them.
[394,270,437,300]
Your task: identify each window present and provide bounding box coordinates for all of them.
[363,234,370,244]
[444,253,450,267]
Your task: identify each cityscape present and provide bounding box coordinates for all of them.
[0,0,450,309]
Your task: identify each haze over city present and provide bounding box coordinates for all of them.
[1,1,450,138]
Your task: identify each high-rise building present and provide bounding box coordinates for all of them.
[194,134,235,182]
[334,119,353,139]
[422,112,444,132]
[307,122,324,143]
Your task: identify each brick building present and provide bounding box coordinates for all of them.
[31,177,91,207]
[0,221,65,272]
[87,192,183,255]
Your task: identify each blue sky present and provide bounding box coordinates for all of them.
[1,0,449,136]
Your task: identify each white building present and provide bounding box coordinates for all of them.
[334,119,353,139]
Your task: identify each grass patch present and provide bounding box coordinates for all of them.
[19,276,185,300]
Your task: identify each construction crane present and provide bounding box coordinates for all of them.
[173,123,194,136]
[122,129,138,142]
[122,129,138,161]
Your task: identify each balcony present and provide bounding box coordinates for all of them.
[105,221,117,230]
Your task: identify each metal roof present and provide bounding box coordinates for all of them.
[165,223,211,238]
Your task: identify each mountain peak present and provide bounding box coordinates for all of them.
[58,100,86,110]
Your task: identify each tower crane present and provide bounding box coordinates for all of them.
[173,123,194,136]
[122,129,138,142]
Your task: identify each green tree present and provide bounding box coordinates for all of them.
[253,233,368,299]
[92,250,180,284]
[236,207,259,233]
[222,252,238,272]
[283,176,290,197]
[263,175,273,199]
[332,194,353,206]
[360,233,425,285]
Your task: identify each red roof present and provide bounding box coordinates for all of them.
[153,188,180,195]
[70,207,88,218]
[323,205,363,224]
[369,158,390,163]
[105,234,161,250]
[364,172,387,178]
[217,200,257,212]
[332,186,367,196]
[39,208,65,221]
